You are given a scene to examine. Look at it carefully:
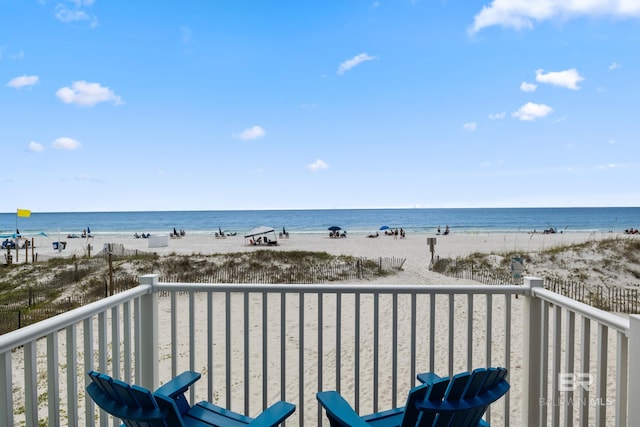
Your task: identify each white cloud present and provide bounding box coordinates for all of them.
[488,112,506,120]
[470,0,640,33]
[609,62,622,70]
[463,122,477,131]
[52,137,81,150]
[56,81,123,106]
[337,53,377,75]
[608,138,616,144]
[597,163,625,169]
[306,159,329,172]
[520,81,537,92]
[535,68,584,90]
[512,102,553,121]
[234,125,266,141]
[7,75,39,89]
[28,141,44,152]
[54,1,98,28]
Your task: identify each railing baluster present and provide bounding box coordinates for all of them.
[467,295,473,372]
[298,292,304,423]
[262,291,268,411]
[392,293,398,407]
[551,304,562,427]
[336,292,342,394]
[280,292,286,403]
[24,341,38,427]
[485,294,493,424]
[579,317,591,427]
[190,290,196,405]
[595,324,608,426]
[123,301,131,384]
[318,292,324,422]
[448,293,454,377]
[541,301,550,425]
[373,292,379,413]
[112,305,120,379]
[47,331,60,426]
[0,350,12,427]
[615,331,628,427]
[171,291,178,378]
[208,292,214,403]
[410,293,416,385]
[84,317,95,427]
[504,294,511,426]
[66,324,79,427]
[226,291,231,409]
[354,292,360,413]
[564,310,575,427]
[429,294,435,373]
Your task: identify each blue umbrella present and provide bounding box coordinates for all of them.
[328,226,341,231]
[380,225,390,230]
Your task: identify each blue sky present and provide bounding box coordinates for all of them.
[2,0,639,212]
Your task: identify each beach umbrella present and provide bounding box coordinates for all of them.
[379,225,390,230]
[87,227,91,234]
[219,226,223,235]
[328,226,341,231]
[282,226,286,234]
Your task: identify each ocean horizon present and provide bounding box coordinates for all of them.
[1,207,638,237]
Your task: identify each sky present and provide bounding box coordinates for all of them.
[1,0,640,212]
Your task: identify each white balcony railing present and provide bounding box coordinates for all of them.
[1,275,639,426]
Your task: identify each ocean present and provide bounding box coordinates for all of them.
[1,207,638,237]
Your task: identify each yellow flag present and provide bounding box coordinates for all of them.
[17,209,31,218]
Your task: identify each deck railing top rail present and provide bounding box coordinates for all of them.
[154,281,527,295]
[531,285,630,335]
[0,285,151,354]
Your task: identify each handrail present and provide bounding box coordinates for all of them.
[532,286,630,334]
[155,282,526,295]
[0,285,151,353]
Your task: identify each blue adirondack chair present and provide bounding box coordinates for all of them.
[86,370,296,427]
[317,367,509,427]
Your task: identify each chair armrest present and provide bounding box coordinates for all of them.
[249,401,296,427]
[316,391,369,427]
[154,371,201,398]
[416,372,441,384]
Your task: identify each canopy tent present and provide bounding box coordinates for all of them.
[244,226,277,246]
[0,231,48,239]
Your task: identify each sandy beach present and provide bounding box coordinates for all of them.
[27,229,625,284]
[7,229,633,426]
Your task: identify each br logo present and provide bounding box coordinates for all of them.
[558,373,594,392]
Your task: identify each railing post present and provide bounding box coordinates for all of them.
[139,274,159,390]
[628,315,640,425]
[523,276,544,426]
[0,352,12,427]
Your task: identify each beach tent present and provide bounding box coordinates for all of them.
[244,226,277,245]
[0,232,48,239]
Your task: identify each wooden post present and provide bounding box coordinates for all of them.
[108,248,114,296]
[523,277,544,426]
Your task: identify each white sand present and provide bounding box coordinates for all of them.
[7,230,628,426]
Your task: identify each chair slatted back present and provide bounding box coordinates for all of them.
[87,371,185,427]
[413,367,509,427]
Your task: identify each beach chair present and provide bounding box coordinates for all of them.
[317,367,509,427]
[87,370,296,427]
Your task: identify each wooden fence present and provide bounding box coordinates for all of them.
[0,256,405,334]
[434,261,639,314]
